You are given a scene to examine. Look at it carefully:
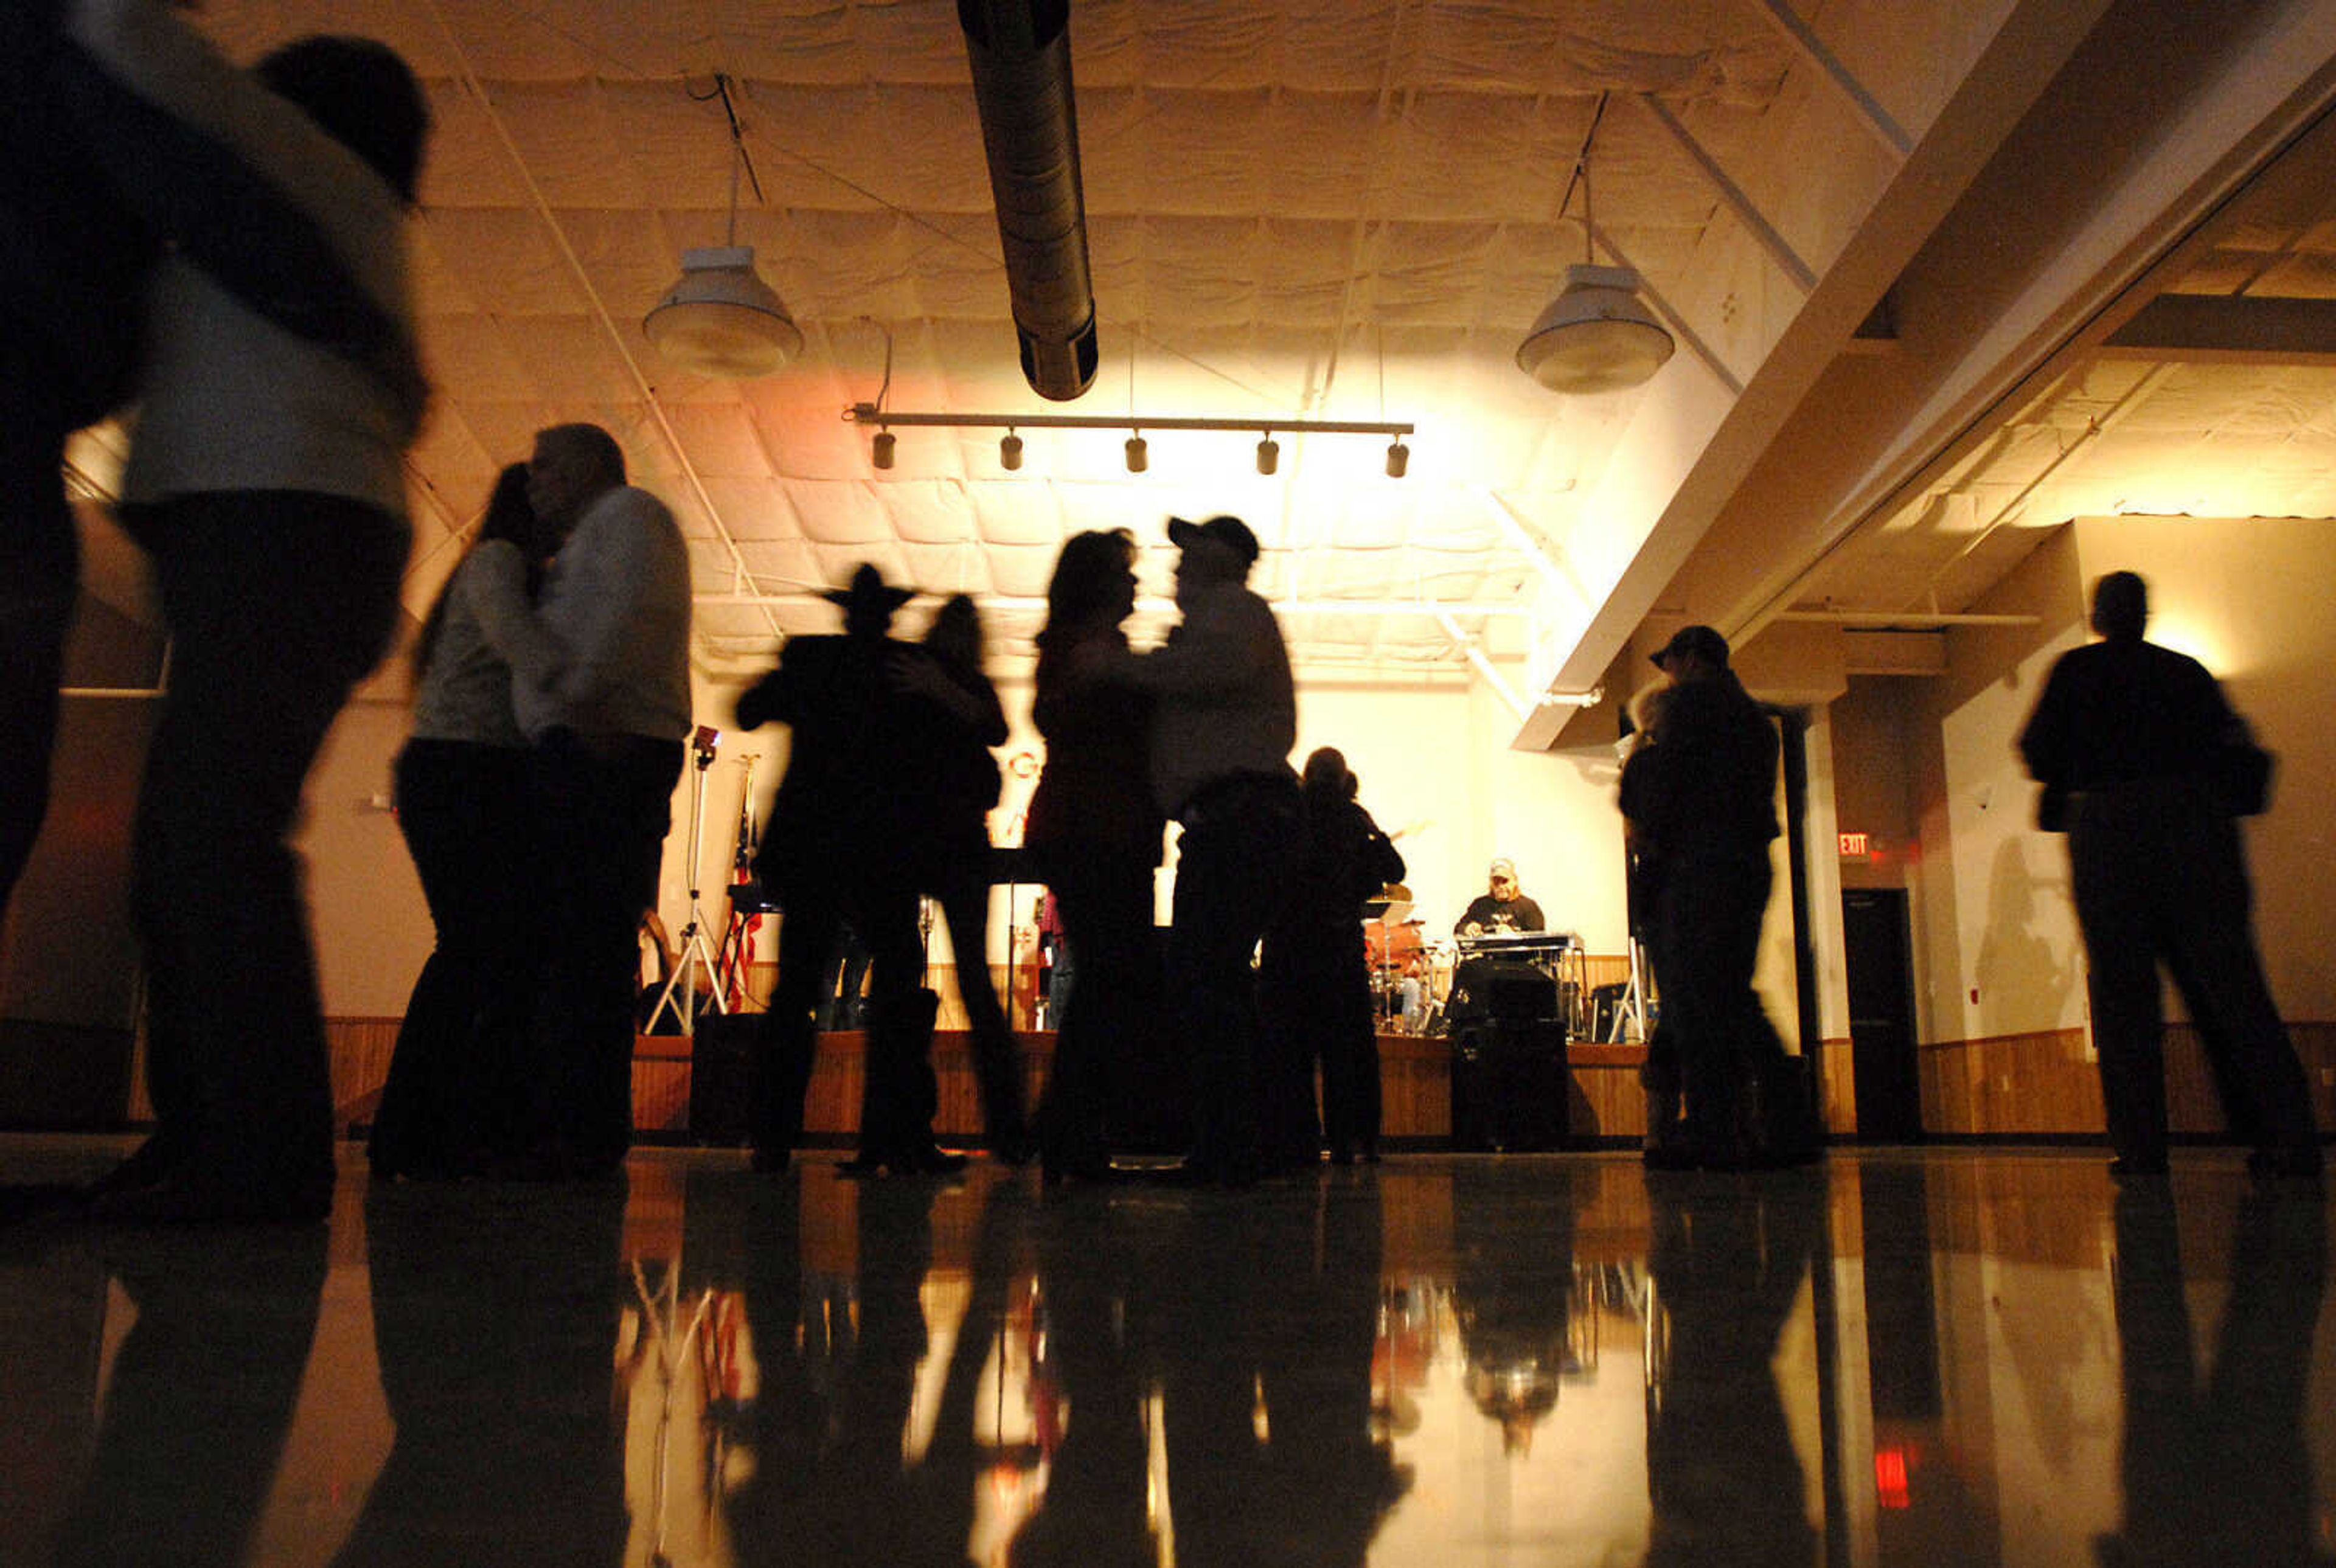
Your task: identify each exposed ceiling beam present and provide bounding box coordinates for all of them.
[1435,611,1532,723]
[1773,610,2039,626]
[1748,0,1914,159]
[2099,292,2336,363]
[1633,92,1817,291]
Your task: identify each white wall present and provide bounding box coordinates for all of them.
[1295,676,1632,950]
[1886,515,2336,1050]
[301,698,433,1018]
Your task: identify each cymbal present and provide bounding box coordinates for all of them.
[1379,883,1412,901]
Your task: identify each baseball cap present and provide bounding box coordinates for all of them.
[1650,623,1729,671]
[1166,514,1259,568]
[1489,857,1516,880]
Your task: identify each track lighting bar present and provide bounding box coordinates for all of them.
[846,403,1414,437]
[693,591,1529,618]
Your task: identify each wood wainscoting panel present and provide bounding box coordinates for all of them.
[1818,1038,1857,1137]
[1919,1021,2336,1140]
[1919,1028,2103,1136]
[323,1018,401,1134]
[1380,1033,1451,1140]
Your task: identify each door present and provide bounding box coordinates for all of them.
[1843,889,1922,1141]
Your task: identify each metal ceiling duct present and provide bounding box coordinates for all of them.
[958,0,1099,401]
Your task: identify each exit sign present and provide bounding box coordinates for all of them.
[1838,831,1871,858]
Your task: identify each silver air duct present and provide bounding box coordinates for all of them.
[959,0,1099,401]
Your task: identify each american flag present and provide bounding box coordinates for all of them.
[719,762,763,1010]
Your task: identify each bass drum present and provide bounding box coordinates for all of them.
[1364,918,1425,975]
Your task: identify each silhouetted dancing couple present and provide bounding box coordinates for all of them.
[735,564,1027,1175]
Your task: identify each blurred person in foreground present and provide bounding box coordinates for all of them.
[65,7,432,1222]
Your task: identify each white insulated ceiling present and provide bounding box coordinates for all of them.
[101,1,2336,697]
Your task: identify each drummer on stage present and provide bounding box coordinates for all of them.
[1456,857,1546,936]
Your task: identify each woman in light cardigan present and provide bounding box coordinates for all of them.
[371,468,549,1181]
[66,1,429,1221]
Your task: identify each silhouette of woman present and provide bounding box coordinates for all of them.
[373,465,548,1179]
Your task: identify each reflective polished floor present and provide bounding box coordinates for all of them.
[1,1139,2329,1567]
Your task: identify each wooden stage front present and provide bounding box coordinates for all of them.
[624,1026,1653,1147]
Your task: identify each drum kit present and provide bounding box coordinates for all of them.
[1363,884,1451,1034]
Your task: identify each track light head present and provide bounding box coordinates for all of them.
[871,429,896,470]
[1385,440,1410,478]
[1256,436,1279,476]
[1000,431,1023,471]
[1124,433,1148,473]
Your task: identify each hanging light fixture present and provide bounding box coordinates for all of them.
[1515,98,1674,395]
[644,77,804,379]
[842,403,1414,476]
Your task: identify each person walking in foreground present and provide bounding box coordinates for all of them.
[2020,571,2321,1184]
[69,10,431,1222]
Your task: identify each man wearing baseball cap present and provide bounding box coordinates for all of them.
[1113,514,1299,1184]
[1625,623,1814,1167]
[1455,857,1546,936]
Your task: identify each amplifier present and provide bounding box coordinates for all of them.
[1445,957,1561,1025]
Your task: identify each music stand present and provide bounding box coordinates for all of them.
[987,845,1032,1030]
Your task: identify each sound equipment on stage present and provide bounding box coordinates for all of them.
[1451,930,1588,1037]
[1449,1019,1569,1151]
[1588,981,1628,1044]
[689,1013,762,1146]
[1445,957,1560,1026]
[1445,950,1570,1151]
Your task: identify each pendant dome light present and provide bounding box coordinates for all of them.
[644,77,804,379]
[1515,97,1674,395]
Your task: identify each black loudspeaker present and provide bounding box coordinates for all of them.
[1588,980,1629,1042]
[1446,957,1560,1025]
[689,1013,762,1146]
[1448,1020,1569,1151]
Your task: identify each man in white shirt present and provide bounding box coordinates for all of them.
[1118,515,1300,1183]
[470,423,691,1176]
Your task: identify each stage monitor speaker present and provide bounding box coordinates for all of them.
[1449,1020,1569,1151]
[1446,957,1560,1025]
[689,1013,761,1146]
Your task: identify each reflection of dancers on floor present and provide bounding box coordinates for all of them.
[1643,1174,1821,1568]
[2098,1187,2328,1567]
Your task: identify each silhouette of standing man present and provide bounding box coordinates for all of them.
[2020,571,2321,1182]
[1115,516,1298,1185]
[469,423,693,1179]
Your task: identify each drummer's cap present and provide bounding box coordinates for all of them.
[1489,857,1517,881]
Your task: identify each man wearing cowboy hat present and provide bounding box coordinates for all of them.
[467,420,692,1176]
[733,562,963,1175]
